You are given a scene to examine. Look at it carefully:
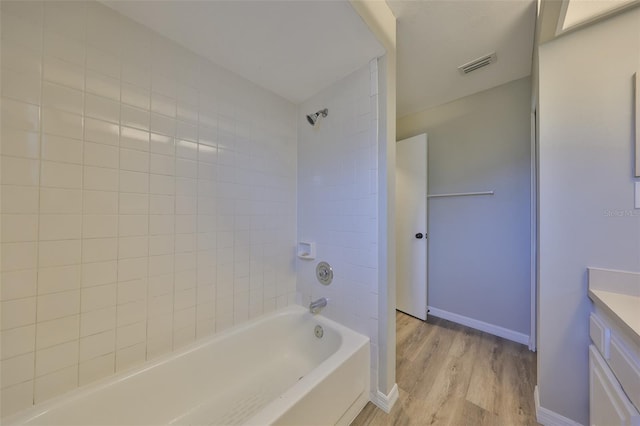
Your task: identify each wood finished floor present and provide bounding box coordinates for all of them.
[352,312,539,426]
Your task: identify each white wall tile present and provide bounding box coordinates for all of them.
[151,93,176,117]
[1,380,34,418]
[176,140,198,159]
[116,321,145,350]
[34,365,77,404]
[118,236,148,259]
[150,114,176,138]
[83,215,118,239]
[1,352,35,388]
[116,342,145,372]
[79,353,114,386]
[149,195,174,214]
[41,134,83,164]
[1,157,39,186]
[117,279,146,304]
[37,290,80,322]
[82,238,118,263]
[150,175,174,195]
[37,265,81,295]
[118,215,148,237]
[35,340,79,377]
[118,257,148,282]
[121,105,149,131]
[84,142,119,169]
[175,215,196,234]
[149,235,174,256]
[2,242,38,271]
[119,193,148,215]
[121,63,150,88]
[149,154,174,176]
[148,255,173,277]
[40,188,82,214]
[1,185,39,214]
[1,297,36,330]
[1,41,42,76]
[149,132,174,155]
[117,300,146,327]
[41,161,82,188]
[1,325,36,360]
[1,214,38,242]
[83,166,118,192]
[84,118,119,147]
[39,214,82,240]
[120,127,149,152]
[175,159,197,179]
[120,148,149,173]
[82,260,117,288]
[42,82,83,115]
[86,70,120,101]
[86,46,119,79]
[83,191,118,215]
[43,1,85,41]
[146,333,171,359]
[1,0,298,412]
[85,94,119,124]
[81,283,116,313]
[43,56,84,91]
[121,82,150,110]
[85,3,120,55]
[79,330,114,362]
[1,98,40,132]
[39,240,81,267]
[2,68,41,105]
[80,307,116,337]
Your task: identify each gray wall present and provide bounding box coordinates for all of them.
[397,77,532,337]
[538,8,640,425]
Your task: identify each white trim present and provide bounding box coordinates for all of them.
[530,110,538,352]
[534,386,584,426]
[427,306,529,345]
[427,190,494,199]
[370,383,399,413]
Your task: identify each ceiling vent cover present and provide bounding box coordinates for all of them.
[458,52,497,75]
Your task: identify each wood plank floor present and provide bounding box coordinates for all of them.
[351,312,539,426]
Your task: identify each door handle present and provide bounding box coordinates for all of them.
[415,233,424,239]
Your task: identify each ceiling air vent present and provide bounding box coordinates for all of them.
[457,52,497,75]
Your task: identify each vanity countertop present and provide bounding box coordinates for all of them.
[588,268,640,347]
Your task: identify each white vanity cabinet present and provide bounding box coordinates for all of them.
[589,334,640,426]
[588,268,640,426]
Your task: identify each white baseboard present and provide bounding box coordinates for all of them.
[427,306,530,345]
[534,386,584,426]
[370,383,399,413]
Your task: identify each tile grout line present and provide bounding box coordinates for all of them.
[32,1,46,406]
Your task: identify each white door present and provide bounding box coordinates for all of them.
[396,134,428,320]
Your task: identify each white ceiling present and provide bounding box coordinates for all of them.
[560,0,637,32]
[102,0,384,104]
[387,0,537,117]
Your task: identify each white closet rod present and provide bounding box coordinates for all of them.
[427,190,495,199]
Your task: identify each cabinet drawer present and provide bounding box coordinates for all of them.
[610,336,640,411]
[590,345,640,426]
[590,313,610,358]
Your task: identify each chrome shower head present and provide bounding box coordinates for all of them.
[306,108,328,126]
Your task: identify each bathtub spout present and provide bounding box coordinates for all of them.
[309,297,328,314]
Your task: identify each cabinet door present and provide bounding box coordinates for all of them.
[590,346,640,426]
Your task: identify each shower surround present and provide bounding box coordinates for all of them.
[297,61,380,397]
[0,1,297,416]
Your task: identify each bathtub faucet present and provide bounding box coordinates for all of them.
[309,297,328,314]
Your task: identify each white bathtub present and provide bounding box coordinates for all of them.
[5,305,370,426]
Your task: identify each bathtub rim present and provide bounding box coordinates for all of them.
[3,304,369,426]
